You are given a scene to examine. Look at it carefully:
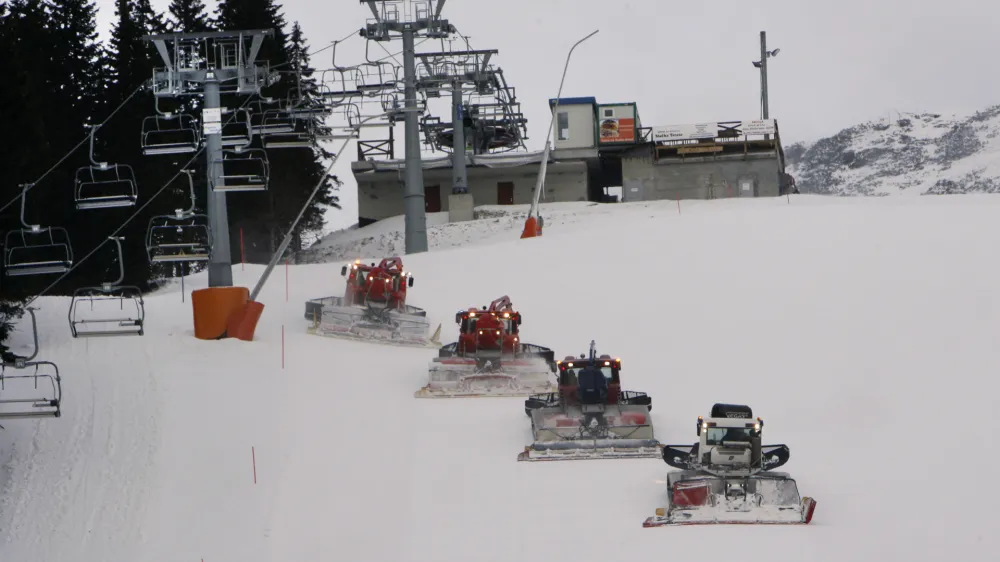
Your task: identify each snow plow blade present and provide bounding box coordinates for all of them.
[415,344,557,398]
[305,296,439,348]
[644,471,817,527]
[518,402,660,461]
[518,439,661,461]
[643,496,817,526]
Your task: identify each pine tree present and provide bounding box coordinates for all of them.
[0,0,54,343]
[212,1,336,261]
[104,0,175,290]
[167,0,210,32]
[283,21,340,249]
[45,0,105,125]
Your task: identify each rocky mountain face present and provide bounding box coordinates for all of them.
[784,104,1000,195]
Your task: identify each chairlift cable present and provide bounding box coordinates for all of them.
[14,38,408,308]
[22,93,260,309]
[0,83,148,217]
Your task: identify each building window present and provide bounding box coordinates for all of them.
[557,111,569,140]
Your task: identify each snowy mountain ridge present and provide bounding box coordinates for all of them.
[785,104,1000,196]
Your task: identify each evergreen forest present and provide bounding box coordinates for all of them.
[0,0,340,350]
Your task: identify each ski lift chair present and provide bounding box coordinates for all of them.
[249,99,292,136]
[221,108,253,147]
[141,112,201,155]
[0,308,62,419]
[145,170,212,263]
[74,124,139,210]
[68,237,145,338]
[263,117,316,149]
[3,185,73,277]
[211,147,270,191]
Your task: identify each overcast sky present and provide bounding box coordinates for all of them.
[93,0,1000,233]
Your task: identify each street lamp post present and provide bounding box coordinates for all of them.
[520,29,599,239]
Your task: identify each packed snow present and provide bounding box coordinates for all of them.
[1,195,998,561]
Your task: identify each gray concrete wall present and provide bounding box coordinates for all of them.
[356,161,588,222]
[621,149,783,202]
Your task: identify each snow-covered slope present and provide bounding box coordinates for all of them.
[786,105,1000,195]
[2,195,999,561]
[297,201,615,264]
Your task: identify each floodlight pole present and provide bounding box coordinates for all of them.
[521,29,598,238]
[204,75,232,287]
[760,31,769,121]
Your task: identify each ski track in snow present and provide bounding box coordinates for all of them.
[1,195,999,561]
[0,302,159,560]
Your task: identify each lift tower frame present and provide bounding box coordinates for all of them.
[143,29,277,287]
[359,0,455,254]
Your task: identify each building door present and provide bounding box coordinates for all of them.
[497,182,514,205]
[623,179,642,202]
[425,184,441,212]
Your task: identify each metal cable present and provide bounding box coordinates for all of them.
[0,83,148,217]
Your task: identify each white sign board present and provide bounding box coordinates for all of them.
[742,119,776,136]
[203,107,222,135]
[651,122,717,142]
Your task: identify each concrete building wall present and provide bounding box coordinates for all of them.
[552,104,596,150]
[356,161,589,222]
[621,149,783,202]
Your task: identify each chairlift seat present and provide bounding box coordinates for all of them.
[0,363,62,419]
[1,308,62,419]
[252,109,297,135]
[141,113,201,156]
[146,218,212,262]
[212,148,270,192]
[68,286,145,338]
[221,109,252,147]
[264,134,314,149]
[75,164,139,210]
[3,227,73,277]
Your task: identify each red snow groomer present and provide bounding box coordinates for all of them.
[517,340,659,461]
[415,295,557,397]
[304,257,438,347]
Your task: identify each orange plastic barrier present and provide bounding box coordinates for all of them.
[191,286,249,340]
[227,300,265,342]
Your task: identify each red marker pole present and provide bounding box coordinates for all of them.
[252,446,257,484]
[676,197,681,215]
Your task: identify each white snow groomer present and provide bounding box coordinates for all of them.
[305,257,439,348]
[517,341,659,461]
[643,403,817,527]
[415,295,557,398]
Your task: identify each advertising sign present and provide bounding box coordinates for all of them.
[599,116,636,144]
[651,123,717,142]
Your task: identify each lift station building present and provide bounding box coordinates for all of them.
[350,96,794,226]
